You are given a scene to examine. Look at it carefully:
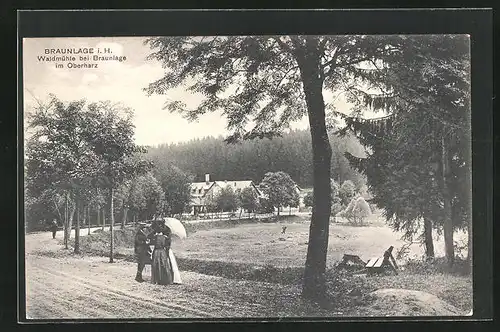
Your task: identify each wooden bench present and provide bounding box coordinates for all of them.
[365,246,399,275]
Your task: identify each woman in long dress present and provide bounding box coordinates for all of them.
[151,227,174,285]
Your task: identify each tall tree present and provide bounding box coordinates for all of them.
[259,171,299,217]
[145,36,389,300]
[239,186,259,218]
[341,35,470,265]
[82,101,151,263]
[113,175,164,227]
[25,95,98,252]
[214,185,240,213]
[304,179,341,212]
[149,158,192,217]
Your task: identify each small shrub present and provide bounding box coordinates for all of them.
[331,202,344,216]
[303,192,314,208]
[403,256,471,276]
[339,180,356,205]
[338,196,372,225]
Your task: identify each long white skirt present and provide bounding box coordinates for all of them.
[168,249,182,284]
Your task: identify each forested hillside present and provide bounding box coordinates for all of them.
[146,129,367,189]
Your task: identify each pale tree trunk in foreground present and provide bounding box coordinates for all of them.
[121,207,128,229]
[74,202,80,254]
[87,206,91,235]
[109,187,115,263]
[442,135,454,267]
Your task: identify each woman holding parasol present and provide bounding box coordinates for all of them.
[150,218,184,285]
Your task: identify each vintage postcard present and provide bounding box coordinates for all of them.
[21,30,477,321]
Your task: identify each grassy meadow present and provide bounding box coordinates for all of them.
[68,211,472,314]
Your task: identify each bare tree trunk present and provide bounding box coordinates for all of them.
[297,40,332,302]
[100,208,103,228]
[423,217,435,260]
[64,192,68,249]
[101,207,105,231]
[442,135,454,267]
[74,201,80,254]
[53,199,63,223]
[69,203,76,237]
[109,187,115,263]
[121,207,128,229]
[86,206,90,235]
[96,205,100,231]
[64,192,76,248]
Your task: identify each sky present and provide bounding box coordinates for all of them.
[22,37,372,146]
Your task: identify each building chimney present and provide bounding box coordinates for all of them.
[205,174,210,184]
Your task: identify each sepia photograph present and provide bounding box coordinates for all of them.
[21,33,474,320]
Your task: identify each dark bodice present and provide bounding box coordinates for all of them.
[153,234,171,250]
[134,228,154,253]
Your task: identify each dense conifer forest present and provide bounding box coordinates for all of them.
[146,128,367,189]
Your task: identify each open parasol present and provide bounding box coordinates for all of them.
[163,217,187,240]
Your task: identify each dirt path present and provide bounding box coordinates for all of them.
[25,230,324,319]
[25,227,103,254]
[26,256,217,318]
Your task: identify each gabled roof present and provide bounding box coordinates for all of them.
[189,179,262,199]
[190,181,215,190]
[216,180,253,191]
[190,182,215,197]
[216,180,263,197]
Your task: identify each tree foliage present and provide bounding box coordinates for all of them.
[239,186,259,213]
[214,185,239,212]
[338,196,372,224]
[338,180,356,205]
[304,179,341,210]
[115,172,164,221]
[147,129,366,189]
[25,96,151,261]
[258,171,299,216]
[149,157,192,216]
[25,96,101,249]
[144,35,398,300]
[303,192,314,208]
[341,35,471,264]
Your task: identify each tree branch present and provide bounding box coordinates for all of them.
[321,45,341,72]
[324,56,373,79]
[272,36,295,55]
[273,65,299,94]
